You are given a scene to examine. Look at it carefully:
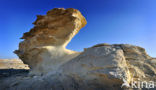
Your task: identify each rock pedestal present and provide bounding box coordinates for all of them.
[15,8,87,74]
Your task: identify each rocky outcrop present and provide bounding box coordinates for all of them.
[1,44,156,90]
[60,44,156,89]
[14,8,87,74]
[0,59,29,69]
[1,8,154,90]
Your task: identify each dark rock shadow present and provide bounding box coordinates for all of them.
[0,69,29,78]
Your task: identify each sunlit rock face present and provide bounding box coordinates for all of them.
[14,8,87,74]
[2,44,156,90]
[60,44,156,88]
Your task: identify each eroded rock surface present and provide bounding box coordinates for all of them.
[14,8,87,74]
[1,44,156,90]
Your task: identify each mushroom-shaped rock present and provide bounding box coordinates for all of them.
[15,8,87,74]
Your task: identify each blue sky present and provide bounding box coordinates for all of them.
[0,0,156,58]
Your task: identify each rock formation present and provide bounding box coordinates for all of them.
[0,8,155,90]
[1,44,156,90]
[61,44,156,88]
[14,8,87,74]
[0,59,29,69]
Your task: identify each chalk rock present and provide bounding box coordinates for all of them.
[14,8,87,74]
[60,44,156,88]
[1,44,156,90]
